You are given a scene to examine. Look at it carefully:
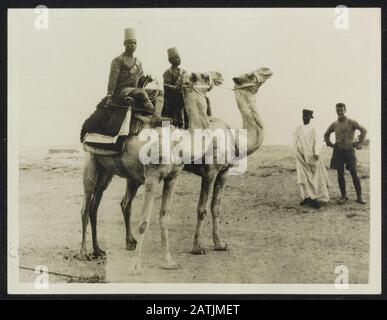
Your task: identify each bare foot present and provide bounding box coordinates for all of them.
[214,243,228,251]
[191,246,206,255]
[356,197,366,204]
[337,196,348,205]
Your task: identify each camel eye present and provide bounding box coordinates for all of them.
[191,73,198,82]
[232,77,242,85]
[182,74,190,83]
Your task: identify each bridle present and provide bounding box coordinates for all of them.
[232,73,262,90]
[164,73,214,94]
[182,73,214,93]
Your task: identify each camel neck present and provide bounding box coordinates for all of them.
[234,89,264,155]
[183,89,210,130]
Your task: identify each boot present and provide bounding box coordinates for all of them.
[142,101,156,114]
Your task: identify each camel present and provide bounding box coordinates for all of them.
[183,67,273,254]
[79,71,223,273]
[119,68,272,259]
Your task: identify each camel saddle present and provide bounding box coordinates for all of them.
[81,98,173,155]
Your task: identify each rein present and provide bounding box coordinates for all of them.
[135,75,160,101]
[164,74,214,93]
[165,75,262,92]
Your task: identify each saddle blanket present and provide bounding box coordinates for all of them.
[83,108,132,144]
[82,108,132,153]
[80,96,131,142]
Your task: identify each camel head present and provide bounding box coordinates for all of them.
[182,71,224,93]
[232,67,273,93]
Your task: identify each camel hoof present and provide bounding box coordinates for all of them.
[77,250,92,261]
[128,268,142,276]
[128,258,142,275]
[93,248,106,258]
[126,240,137,251]
[161,262,181,270]
[191,248,206,255]
[214,243,228,251]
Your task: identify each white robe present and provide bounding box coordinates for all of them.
[293,124,330,202]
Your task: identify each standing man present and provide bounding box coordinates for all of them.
[324,103,367,204]
[106,28,161,114]
[294,109,330,209]
[162,47,188,128]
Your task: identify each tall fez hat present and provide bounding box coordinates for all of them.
[302,109,314,118]
[167,47,180,59]
[124,28,136,41]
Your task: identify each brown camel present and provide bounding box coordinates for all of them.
[79,71,223,273]
[184,67,273,254]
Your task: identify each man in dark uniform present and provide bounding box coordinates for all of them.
[324,103,367,204]
[105,28,159,114]
[162,47,188,128]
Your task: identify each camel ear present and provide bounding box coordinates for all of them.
[233,77,242,85]
[210,71,224,86]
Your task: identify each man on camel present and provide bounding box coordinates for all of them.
[162,47,188,128]
[105,28,163,118]
[162,47,212,129]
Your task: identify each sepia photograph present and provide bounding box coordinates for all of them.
[7,7,381,295]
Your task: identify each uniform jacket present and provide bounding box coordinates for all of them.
[107,53,144,96]
[162,66,186,119]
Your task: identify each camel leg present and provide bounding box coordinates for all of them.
[159,176,180,270]
[80,153,99,260]
[129,174,160,274]
[191,170,216,255]
[89,171,113,257]
[121,179,140,250]
[211,170,229,251]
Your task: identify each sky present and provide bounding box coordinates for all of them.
[8,8,381,147]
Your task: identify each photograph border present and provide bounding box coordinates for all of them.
[1,0,386,300]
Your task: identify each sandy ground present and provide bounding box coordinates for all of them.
[18,145,370,284]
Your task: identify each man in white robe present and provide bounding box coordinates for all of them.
[293,109,330,209]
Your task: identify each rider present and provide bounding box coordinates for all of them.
[162,47,187,128]
[162,47,212,129]
[105,28,163,116]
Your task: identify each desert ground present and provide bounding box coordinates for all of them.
[18,145,370,284]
